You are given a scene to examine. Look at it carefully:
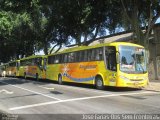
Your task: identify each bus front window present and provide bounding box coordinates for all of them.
[119,46,147,73]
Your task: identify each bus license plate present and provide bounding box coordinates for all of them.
[134,82,139,86]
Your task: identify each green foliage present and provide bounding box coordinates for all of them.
[121,0,160,48]
[0,0,160,63]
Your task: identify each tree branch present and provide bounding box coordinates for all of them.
[121,0,132,24]
[49,43,58,54]
[145,1,160,47]
[55,44,62,53]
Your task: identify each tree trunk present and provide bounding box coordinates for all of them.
[76,35,81,46]
[44,41,48,55]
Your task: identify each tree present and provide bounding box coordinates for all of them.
[121,0,160,48]
[39,0,123,50]
[1,0,160,64]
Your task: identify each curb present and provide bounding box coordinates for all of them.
[144,82,160,92]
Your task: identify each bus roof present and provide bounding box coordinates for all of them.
[0,63,8,66]
[48,42,144,56]
[19,55,46,61]
[8,60,20,64]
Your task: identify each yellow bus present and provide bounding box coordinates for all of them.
[0,63,8,77]
[6,60,20,77]
[19,55,47,80]
[46,42,148,89]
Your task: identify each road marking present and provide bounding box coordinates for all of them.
[0,89,13,94]
[0,81,61,101]
[38,86,55,90]
[9,91,156,111]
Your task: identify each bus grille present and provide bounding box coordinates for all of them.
[130,79,143,81]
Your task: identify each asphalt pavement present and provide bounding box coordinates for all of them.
[0,77,160,120]
[145,79,160,91]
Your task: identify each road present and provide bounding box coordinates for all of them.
[0,77,160,120]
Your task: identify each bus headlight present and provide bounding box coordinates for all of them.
[143,77,148,81]
[120,75,130,81]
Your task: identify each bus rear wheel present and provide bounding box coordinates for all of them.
[58,75,63,85]
[36,73,39,81]
[24,73,26,79]
[95,76,104,90]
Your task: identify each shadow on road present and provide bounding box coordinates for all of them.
[0,77,50,86]
[0,77,142,92]
[42,80,142,92]
[61,82,142,92]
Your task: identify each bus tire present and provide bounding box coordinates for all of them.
[58,74,63,85]
[95,76,104,90]
[24,72,26,79]
[36,73,39,81]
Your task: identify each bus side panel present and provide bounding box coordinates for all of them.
[46,64,60,81]
[10,67,16,76]
[46,61,117,86]
[16,68,20,77]
[19,66,25,77]
[6,67,16,76]
[40,69,46,79]
[58,61,106,85]
[26,66,38,78]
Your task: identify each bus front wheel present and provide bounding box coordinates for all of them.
[58,75,63,85]
[95,76,104,90]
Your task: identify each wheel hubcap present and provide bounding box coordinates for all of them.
[97,79,102,87]
[59,76,62,83]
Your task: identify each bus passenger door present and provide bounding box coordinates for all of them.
[105,47,117,86]
[42,58,47,79]
[16,61,20,76]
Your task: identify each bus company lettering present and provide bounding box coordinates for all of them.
[31,67,37,71]
[80,65,97,70]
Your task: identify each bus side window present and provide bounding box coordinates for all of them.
[79,51,85,62]
[64,54,68,63]
[36,58,42,66]
[76,51,80,62]
[99,48,103,60]
[84,50,88,61]
[48,56,54,64]
[31,58,35,66]
[88,49,92,61]
[74,52,78,62]
[95,48,103,61]
[54,55,59,64]
[68,52,75,63]
[108,53,116,71]
[90,49,95,61]
[43,58,47,71]
[59,54,63,63]
[48,56,51,64]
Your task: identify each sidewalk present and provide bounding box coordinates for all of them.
[144,80,160,92]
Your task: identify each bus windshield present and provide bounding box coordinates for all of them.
[119,45,147,73]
